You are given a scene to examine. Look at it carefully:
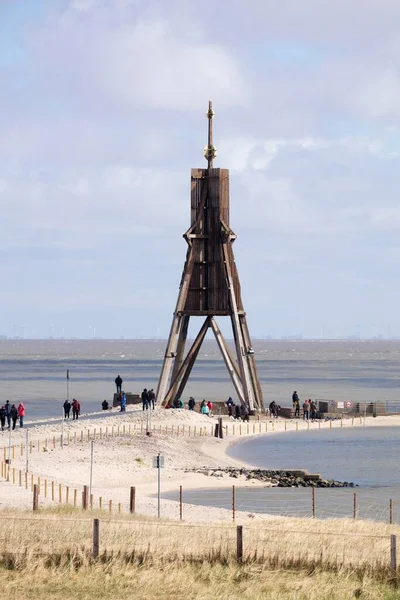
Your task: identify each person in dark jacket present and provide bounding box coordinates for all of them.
[63,400,71,419]
[240,403,249,422]
[141,389,149,411]
[188,397,196,411]
[102,400,109,410]
[10,404,18,430]
[0,406,6,431]
[234,404,241,420]
[115,375,123,394]
[148,389,155,409]
[5,400,11,429]
[72,398,80,420]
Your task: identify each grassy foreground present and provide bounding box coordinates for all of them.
[1,562,400,600]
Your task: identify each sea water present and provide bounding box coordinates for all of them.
[163,426,400,522]
[1,338,400,419]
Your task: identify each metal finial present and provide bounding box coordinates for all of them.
[203,100,217,168]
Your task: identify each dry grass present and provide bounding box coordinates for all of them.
[0,508,399,599]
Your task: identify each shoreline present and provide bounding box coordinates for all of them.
[0,410,398,522]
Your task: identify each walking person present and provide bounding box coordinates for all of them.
[148,389,155,409]
[226,397,234,418]
[72,398,80,420]
[303,399,310,421]
[0,406,6,431]
[120,391,127,412]
[5,400,11,430]
[141,389,149,411]
[63,399,71,419]
[269,400,276,418]
[115,375,123,394]
[241,403,250,422]
[17,402,25,428]
[188,397,196,411]
[207,400,213,416]
[310,400,317,421]
[10,404,18,430]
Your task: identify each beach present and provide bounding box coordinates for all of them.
[0,407,398,522]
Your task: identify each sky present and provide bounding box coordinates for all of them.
[1,0,400,339]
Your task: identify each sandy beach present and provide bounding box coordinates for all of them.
[0,408,398,522]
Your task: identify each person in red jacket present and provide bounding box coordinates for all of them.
[72,398,81,420]
[17,403,25,428]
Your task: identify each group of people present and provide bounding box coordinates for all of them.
[0,400,25,430]
[226,397,250,422]
[268,400,281,418]
[141,389,156,410]
[292,391,318,421]
[63,399,81,420]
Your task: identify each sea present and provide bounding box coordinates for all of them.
[163,427,400,523]
[1,338,400,419]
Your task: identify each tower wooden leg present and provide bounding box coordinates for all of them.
[210,317,245,403]
[240,315,263,410]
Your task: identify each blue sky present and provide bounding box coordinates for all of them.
[1,0,400,339]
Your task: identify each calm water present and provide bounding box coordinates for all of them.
[1,339,400,419]
[163,427,400,522]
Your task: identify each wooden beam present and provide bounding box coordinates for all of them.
[210,317,245,403]
[240,315,263,411]
[163,317,210,406]
[168,315,190,402]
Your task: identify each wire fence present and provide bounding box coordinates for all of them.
[0,514,395,577]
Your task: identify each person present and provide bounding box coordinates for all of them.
[120,392,127,412]
[207,400,213,416]
[200,402,210,416]
[303,399,309,421]
[275,404,281,418]
[188,397,196,411]
[72,398,80,420]
[148,389,155,409]
[10,404,18,430]
[200,399,206,411]
[63,399,71,419]
[141,389,149,411]
[234,404,241,420]
[5,400,11,430]
[240,403,249,422]
[102,399,109,410]
[310,400,317,421]
[294,398,300,418]
[226,397,234,418]
[179,398,184,409]
[0,406,6,431]
[17,402,25,428]
[115,375,123,394]
[292,391,299,407]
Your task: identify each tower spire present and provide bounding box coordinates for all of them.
[203,100,217,169]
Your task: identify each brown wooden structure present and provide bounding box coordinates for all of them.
[156,102,263,411]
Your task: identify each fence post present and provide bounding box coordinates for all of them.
[130,486,136,514]
[33,483,39,511]
[179,485,183,520]
[391,534,397,574]
[218,418,224,439]
[353,492,357,519]
[312,487,315,518]
[236,525,243,563]
[232,485,236,522]
[82,485,89,510]
[93,519,100,559]
[390,499,393,525]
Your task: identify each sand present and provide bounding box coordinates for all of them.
[0,408,398,522]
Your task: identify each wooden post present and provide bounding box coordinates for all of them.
[353,492,357,519]
[74,489,77,507]
[51,481,55,501]
[20,443,23,457]
[18,470,22,487]
[25,472,28,490]
[59,484,62,503]
[312,487,315,518]
[118,502,121,514]
[53,436,56,449]
[236,525,243,563]
[330,421,332,429]
[94,428,97,439]
[100,427,102,440]
[66,486,70,505]
[232,485,236,522]
[90,494,94,509]
[44,479,47,498]
[391,534,397,574]
[81,430,84,442]
[33,484,39,511]
[179,485,183,520]
[130,487,136,514]
[99,496,102,510]
[87,430,90,442]
[218,417,224,439]
[390,499,393,525]
[82,485,89,510]
[12,468,15,484]
[74,432,77,444]
[31,474,33,490]
[45,438,48,450]
[93,518,100,559]
[109,500,112,513]
[37,476,40,493]
[123,425,125,435]
[117,425,120,437]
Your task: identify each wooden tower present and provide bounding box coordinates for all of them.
[156,102,263,411]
